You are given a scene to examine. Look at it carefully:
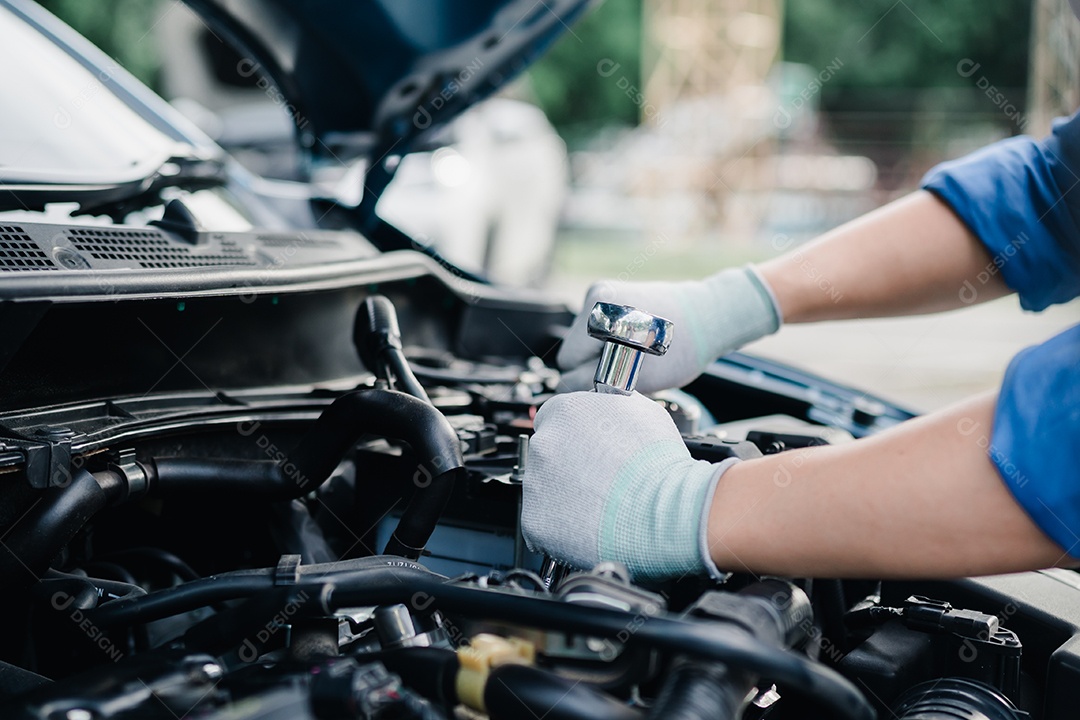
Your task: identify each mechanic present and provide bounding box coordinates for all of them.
[522,110,1080,582]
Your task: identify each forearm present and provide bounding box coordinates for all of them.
[758,191,1011,323]
[706,393,1072,578]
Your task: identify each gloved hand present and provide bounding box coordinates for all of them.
[521,391,739,581]
[557,266,781,393]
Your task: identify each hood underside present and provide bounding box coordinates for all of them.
[181,0,596,165]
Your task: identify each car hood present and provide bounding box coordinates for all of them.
[181,0,595,167]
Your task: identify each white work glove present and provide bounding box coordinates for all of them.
[521,391,739,582]
[557,266,782,393]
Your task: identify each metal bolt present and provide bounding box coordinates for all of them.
[191,661,223,682]
[510,434,529,483]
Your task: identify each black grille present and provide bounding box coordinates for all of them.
[0,225,57,271]
[67,228,255,269]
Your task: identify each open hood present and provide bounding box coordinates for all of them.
[181,0,596,167]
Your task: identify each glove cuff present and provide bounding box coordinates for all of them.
[598,444,739,581]
[746,264,784,326]
[698,457,741,580]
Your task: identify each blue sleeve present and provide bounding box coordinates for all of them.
[991,324,1080,556]
[921,112,1080,311]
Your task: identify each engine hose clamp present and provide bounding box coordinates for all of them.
[107,448,149,500]
[275,554,302,586]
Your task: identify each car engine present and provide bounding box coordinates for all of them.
[2,0,1079,717]
[0,217,1077,720]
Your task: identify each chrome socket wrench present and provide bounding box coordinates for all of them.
[587,301,674,394]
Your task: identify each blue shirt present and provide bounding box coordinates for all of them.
[922,114,1080,556]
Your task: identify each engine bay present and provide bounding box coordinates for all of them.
[4,0,1076,716]
[0,245,1077,720]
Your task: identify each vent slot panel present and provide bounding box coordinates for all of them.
[0,226,57,271]
[257,234,341,248]
[67,228,255,269]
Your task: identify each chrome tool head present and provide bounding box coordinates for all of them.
[587,302,673,355]
[587,302,674,394]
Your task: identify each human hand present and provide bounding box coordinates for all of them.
[556,266,781,394]
[521,390,738,581]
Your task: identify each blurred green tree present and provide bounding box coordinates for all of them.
[528,0,1030,132]
[526,0,643,136]
[35,0,163,88]
[783,0,1030,110]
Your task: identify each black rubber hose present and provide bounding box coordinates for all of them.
[179,584,330,656]
[104,547,202,582]
[814,578,850,655]
[90,557,434,629]
[648,580,816,720]
[32,576,99,612]
[33,572,147,657]
[0,470,108,590]
[382,472,461,558]
[376,647,642,719]
[88,562,873,720]
[354,294,403,381]
[486,664,644,720]
[84,561,138,587]
[387,348,431,403]
[354,295,430,403]
[150,457,292,498]
[91,569,276,628]
[289,389,462,558]
[42,569,146,603]
[892,678,1023,720]
[151,388,464,559]
[286,387,458,485]
[734,579,814,647]
[329,581,873,720]
[647,661,747,720]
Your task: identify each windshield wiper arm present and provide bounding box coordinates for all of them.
[77,155,230,220]
[0,155,229,219]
